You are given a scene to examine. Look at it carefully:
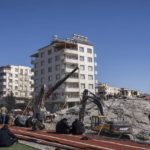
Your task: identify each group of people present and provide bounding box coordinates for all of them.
[56,118,85,135]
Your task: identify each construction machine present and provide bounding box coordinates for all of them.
[79,89,132,136]
[14,66,79,130]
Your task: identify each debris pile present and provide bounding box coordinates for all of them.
[56,97,150,143]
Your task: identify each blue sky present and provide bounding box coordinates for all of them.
[0,0,150,93]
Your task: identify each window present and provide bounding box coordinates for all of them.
[20,69,23,75]
[41,60,44,66]
[25,69,28,74]
[48,49,52,55]
[48,67,52,72]
[54,48,59,52]
[15,74,18,78]
[15,68,18,72]
[56,74,60,80]
[88,66,93,71]
[35,71,38,76]
[55,65,60,71]
[87,57,92,62]
[87,48,92,53]
[9,79,12,83]
[55,55,60,61]
[80,56,84,61]
[48,58,52,64]
[40,52,44,58]
[48,75,52,81]
[79,47,84,52]
[34,63,38,68]
[41,77,44,84]
[80,74,85,79]
[35,79,38,84]
[89,84,93,89]
[41,69,45,75]
[80,65,85,70]
[88,75,93,80]
[81,83,85,89]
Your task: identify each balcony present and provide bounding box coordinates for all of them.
[63,48,78,55]
[64,58,78,64]
[65,67,79,73]
[65,78,79,82]
[67,97,80,102]
[65,87,79,92]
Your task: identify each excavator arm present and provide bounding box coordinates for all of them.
[33,66,79,119]
[14,66,79,130]
[79,89,104,122]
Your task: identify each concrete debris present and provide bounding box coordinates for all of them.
[56,97,150,143]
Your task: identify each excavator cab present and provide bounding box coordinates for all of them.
[91,115,132,135]
[91,115,110,132]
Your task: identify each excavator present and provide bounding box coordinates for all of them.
[79,89,132,136]
[14,66,79,130]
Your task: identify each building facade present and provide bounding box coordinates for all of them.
[97,83,120,97]
[0,65,34,101]
[31,34,97,109]
[97,83,140,98]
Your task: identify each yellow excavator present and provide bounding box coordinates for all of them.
[79,89,132,135]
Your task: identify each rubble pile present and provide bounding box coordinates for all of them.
[56,98,150,142]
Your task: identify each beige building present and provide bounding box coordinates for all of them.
[97,83,120,96]
[97,83,140,98]
[0,65,34,102]
[31,34,97,109]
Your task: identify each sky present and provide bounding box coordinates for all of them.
[0,0,150,93]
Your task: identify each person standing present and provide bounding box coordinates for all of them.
[0,106,8,125]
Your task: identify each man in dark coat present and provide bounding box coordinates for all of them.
[0,125,18,147]
[56,118,70,134]
[71,119,85,135]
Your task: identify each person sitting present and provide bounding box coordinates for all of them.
[71,119,85,135]
[56,118,70,134]
[0,125,18,147]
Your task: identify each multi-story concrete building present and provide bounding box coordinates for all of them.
[0,65,34,102]
[97,83,140,98]
[31,34,97,109]
[97,83,120,97]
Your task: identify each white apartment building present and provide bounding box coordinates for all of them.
[31,34,97,109]
[0,65,34,101]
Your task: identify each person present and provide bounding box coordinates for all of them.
[0,106,8,124]
[0,125,18,147]
[71,119,85,135]
[56,118,70,134]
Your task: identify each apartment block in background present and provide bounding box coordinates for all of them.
[0,65,34,102]
[31,34,97,110]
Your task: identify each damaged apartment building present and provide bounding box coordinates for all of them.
[31,34,97,111]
